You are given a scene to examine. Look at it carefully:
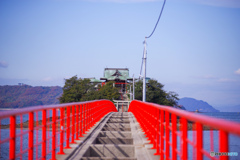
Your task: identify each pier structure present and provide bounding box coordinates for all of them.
[0,100,240,160]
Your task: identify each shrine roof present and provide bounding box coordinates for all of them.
[100,68,133,81]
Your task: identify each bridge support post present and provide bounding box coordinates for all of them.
[160,110,164,160]
[196,122,203,160]
[219,130,229,160]
[28,112,34,160]
[154,109,160,155]
[10,115,16,160]
[71,105,76,144]
[166,111,170,160]
[76,105,80,140]
[42,110,47,159]
[58,108,65,155]
[51,108,57,160]
[64,106,71,149]
[181,118,188,160]
[172,114,177,160]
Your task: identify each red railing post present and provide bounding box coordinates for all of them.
[28,112,34,160]
[64,106,71,149]
[58,107,65,155]
[79,104,83,137]
[86,104,88,131]
[10,116,16,160]
[71,105,75,144]
[219,130,228,160]
[51,108,57,160]
[154,109,160,155]
[181,118,188,160]
[196,122,203,160]
[83,104,86,134]
[160,110,164,160]
[166,111,170,160]
[76,105,79,140]
[128,100,240,160]
[0,100,118,160]
[42,110,47,159]
[172,114,177,160]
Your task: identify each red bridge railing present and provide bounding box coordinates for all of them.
[128,100,240,160]
[0,100,117,160]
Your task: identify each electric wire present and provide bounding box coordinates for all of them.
[140,0,167,78]
[146,0,166,39]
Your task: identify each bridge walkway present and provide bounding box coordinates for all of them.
[57,112,159,160]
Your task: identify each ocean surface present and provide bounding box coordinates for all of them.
[197,112,240,123]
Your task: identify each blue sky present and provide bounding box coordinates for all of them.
[0,0,240,109]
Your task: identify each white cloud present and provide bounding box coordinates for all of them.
[235,68,240,75]
[0,61,8,68]
[202,75,216,79]
[188,0,240,8]
[195,74,216,79]
[218,78,236,83]
[42,77,53,82]
[86,0,159,3]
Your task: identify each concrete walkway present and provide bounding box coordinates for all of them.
[56,112,160,160]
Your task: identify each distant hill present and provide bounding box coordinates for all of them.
[178,97,219,112]
[0,85,63,108]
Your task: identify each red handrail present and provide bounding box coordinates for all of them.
[0,100,117,160]
[128,100,240,160]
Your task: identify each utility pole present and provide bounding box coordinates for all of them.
[133,74,135,100]
[142,38,147,102]
[130,85,132,101]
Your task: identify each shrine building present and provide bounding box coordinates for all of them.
[100,68,133,93]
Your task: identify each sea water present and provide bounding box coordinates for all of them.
[0,129,61,160]
[198,112,240,123]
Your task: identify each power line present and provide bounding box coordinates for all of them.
[146,0,166,39]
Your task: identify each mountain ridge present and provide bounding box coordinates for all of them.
[0,85,63,108]
[178,97,219,112]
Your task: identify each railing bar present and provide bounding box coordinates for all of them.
[20,115,23,160]
[36,112,39,159]
[175,148,181,155]
[175,131,181,137]
[15,148,29,157]
[15,130,29,137]
[186,138,195,146]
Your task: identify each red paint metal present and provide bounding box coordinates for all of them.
[196,122,203,160]
[219,131,228,160]
[172,114,177,160]
[10,116,16,160]
[71,105,75,144]
[42,110,47,159]
[58,107,65,154]
[28,112,34,160]
[51,108,57,160]
[160,110,164,160]
[128,100,240,160]
[76,105,80,140]
[64,106,71,149]
[0,100,117,160]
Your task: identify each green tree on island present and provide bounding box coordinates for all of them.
[59,76,120,103]
[60,76,178,107]
[134,79,179,106]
